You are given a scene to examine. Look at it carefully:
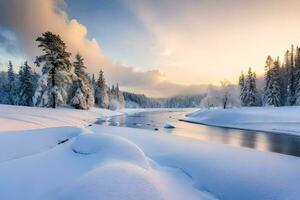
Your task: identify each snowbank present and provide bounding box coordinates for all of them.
[1,104,299,200]
[71,133,150,169]
[59,163,163,200]
[91,125,300,200]
[0,126,82,162]
[184,106,300,136]
[0,104,121,131]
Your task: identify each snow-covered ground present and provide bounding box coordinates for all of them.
[185,106,300,136]
[0,104,122,131]
[0,104,299,200]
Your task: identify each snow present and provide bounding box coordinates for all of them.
[0,104,121,131]
[71,133,150,169]
[185,106,300,136]
[0,126,82,163]
[90,125,300,200]
[59,163,163,200]
[0,104,299,200]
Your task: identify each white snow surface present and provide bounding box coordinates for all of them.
[0,104,121,131]
[0,104,299,200]
[185,106,300,135]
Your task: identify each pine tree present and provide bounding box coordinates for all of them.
[238,72,246,106]
[279,61,287,106]
[70,54,94,110]
[19,61,34,106]
[91,74,96,89]
[264,56,273,105]
[294,46,300,104]
[95,69,109,108]
[7,61,17,105]
[33,32,72,108]
[266,58,281,106]
[74,54,86,77]
[264,56,282,106]
[8,61,14,83]
[286,46,296,106]
[245,67,258,106]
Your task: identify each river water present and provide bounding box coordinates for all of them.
[96,110,300,157]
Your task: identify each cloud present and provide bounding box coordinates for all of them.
[0,28,21,55]
[0,0,210,97]
[125,0,300,85]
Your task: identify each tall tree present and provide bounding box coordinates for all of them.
[294,46,300,105]
[74,54,85,77]
[70,54,94,110]
[238,72,247,106]
[286,46,296,106]
[95,69,109,108]
[245,67,258,106]
[265,58,281,106]
[264,56,273,105]
[33,32,72,108]
[8,61,14,83]
[7,61,17,105]
[19,61,34,106]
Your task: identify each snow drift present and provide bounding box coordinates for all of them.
[71,133,150,169]
[0,126,82,162]
[59,163,163,200]
[0,105,299,200]
[185,106,300,135]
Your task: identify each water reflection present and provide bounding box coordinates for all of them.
[95,111,300,157]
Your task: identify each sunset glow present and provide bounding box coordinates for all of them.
[1,0,300,96]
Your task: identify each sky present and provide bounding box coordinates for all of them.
[0,0,300,97]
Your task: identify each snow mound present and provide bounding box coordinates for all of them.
[164,123,175,129]
[0,126,82,162]
[185,107,300,135]
[71,133,150,169]
[60,163,164,200]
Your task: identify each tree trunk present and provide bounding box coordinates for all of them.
[223,98,227,109]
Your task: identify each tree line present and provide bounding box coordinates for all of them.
[0,31,124,110]
[123,92,205,108]
[239,45,300,107]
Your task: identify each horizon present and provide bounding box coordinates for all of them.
[1,0,300,97]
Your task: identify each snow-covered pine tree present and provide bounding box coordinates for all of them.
[286,46,296,106]
[238,72,247,106]
[7,61,18,105]
[95,69,109,108]
[91,74,96,90]
[279,59,287,106]
[263,56,273,105]
[294,46,300,105]
[245,67,258,106]
[70,54,94,110]
[18,61,34,106]
[267,58,281,106]
[0,71,10,104]
[33,32,72,108]
[8,61,14,83]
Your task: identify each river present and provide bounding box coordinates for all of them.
[96,110,300,157]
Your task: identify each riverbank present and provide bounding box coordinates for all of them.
[185,106,300,136]
[0,105,299,200]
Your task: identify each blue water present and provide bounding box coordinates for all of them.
[96,110,300,157]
